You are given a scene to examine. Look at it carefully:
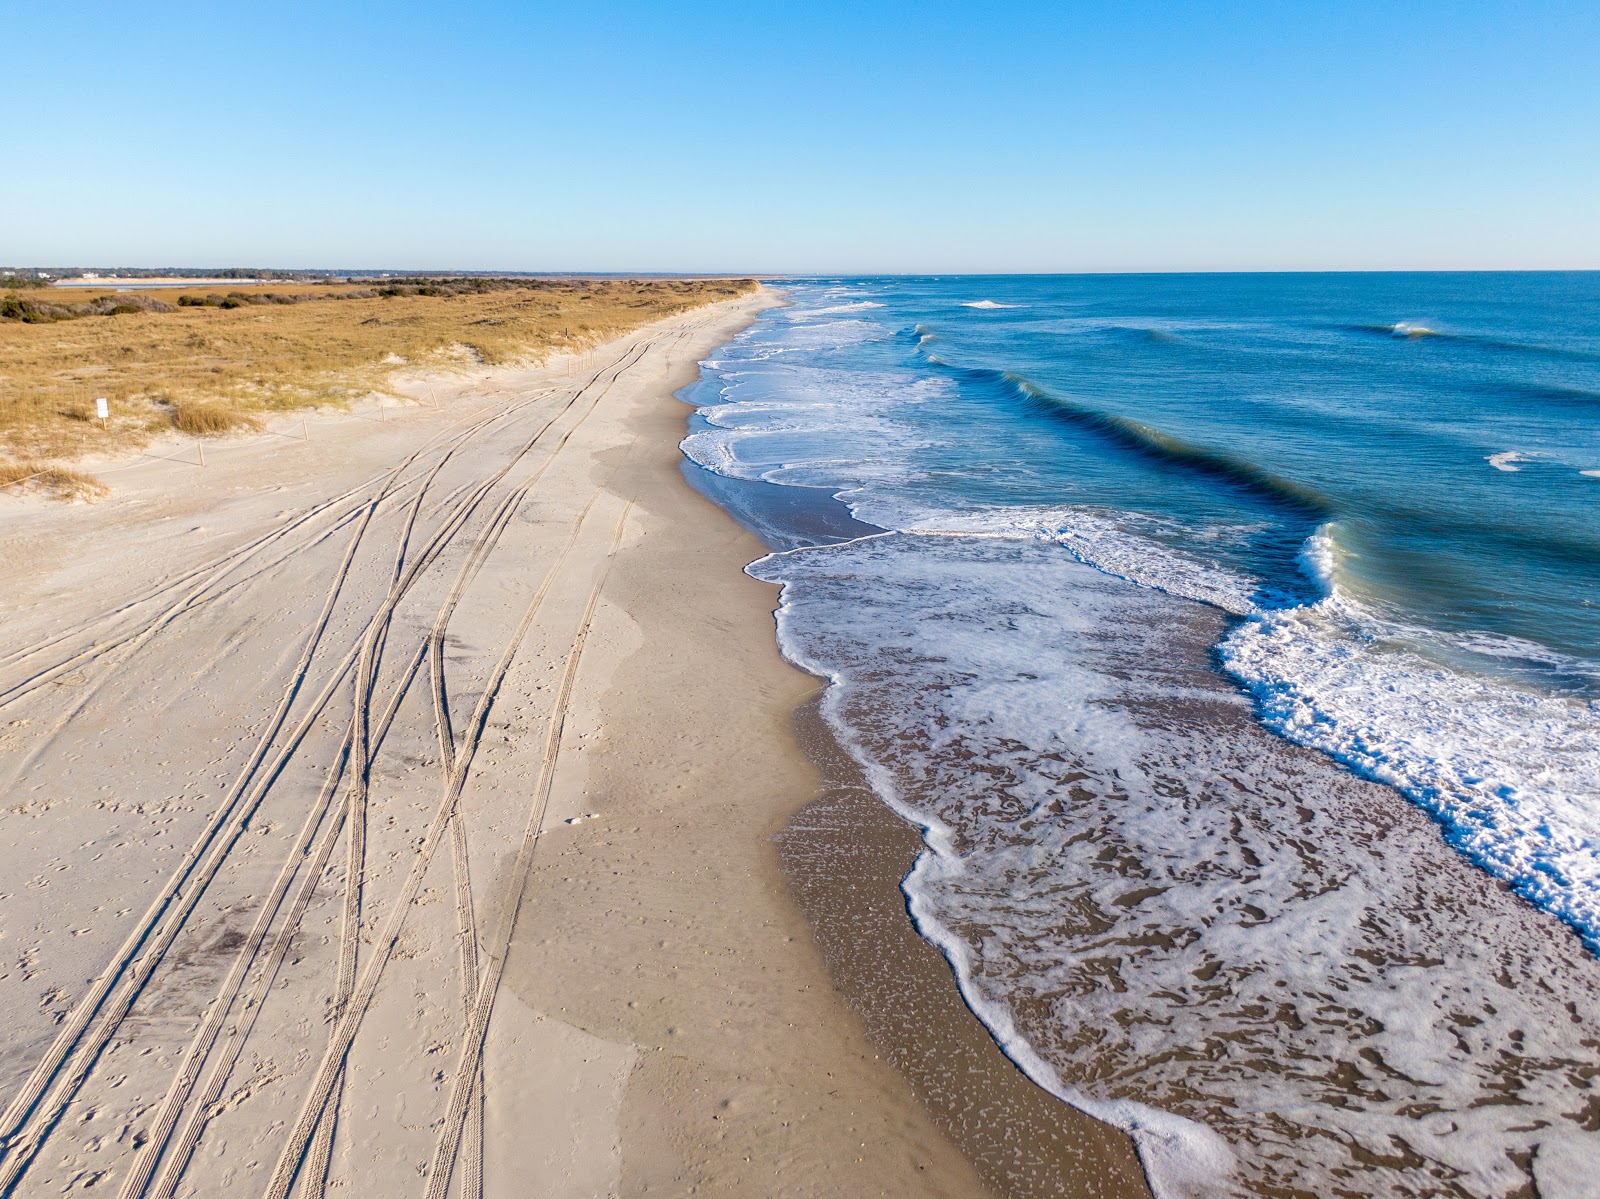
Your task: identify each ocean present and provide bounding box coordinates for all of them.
[679,275,1600,1198]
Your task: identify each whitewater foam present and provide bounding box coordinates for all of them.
[755,536,1243,1197]
[872,506,1600,954]
[795,300,886,316]
[893,505,1269,616]
[1487,450,1538,471]
[1222,596,1600,950]
[750,532,1600,1199]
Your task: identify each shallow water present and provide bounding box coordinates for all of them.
[682,276,1600,1197]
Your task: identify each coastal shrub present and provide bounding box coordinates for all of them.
[1,296,76,322]
[80,294,176,316]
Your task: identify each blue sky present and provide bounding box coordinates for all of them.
[6,1,1598,272]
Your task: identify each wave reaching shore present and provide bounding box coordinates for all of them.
[682,277,1600,1198]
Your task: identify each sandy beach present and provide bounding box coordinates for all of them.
[0,290,1150,1197]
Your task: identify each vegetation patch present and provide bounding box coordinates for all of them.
[0,460,108,500]
[170,401,260,436]
[0,276,757,472]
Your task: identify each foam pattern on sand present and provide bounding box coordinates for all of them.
[751,532,1600,1198]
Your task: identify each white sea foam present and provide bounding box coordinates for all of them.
[679,427,751,480]
[1295,522,1340,590]
[891,505,1268,616]
[927,509,1600,948]
[1581,469,1600,479]
[755,537,1243,1197]
[1487,450,1538,471]
[794,300,886,316]
[1222,596,1600,947]
[680,361,946,492]
[722,315,894,360]
[961,299,1018,309]
[751,533,1600,1198]
[866,508,1600,952]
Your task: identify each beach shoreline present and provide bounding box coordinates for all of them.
[0,287,1150,1197]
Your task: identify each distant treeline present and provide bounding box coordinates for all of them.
[2,267,742,282]
[3,268,328,282]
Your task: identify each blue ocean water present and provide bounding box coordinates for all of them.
[686,274,1600,937]
[682,275,1600,1197]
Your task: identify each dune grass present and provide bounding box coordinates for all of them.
[170,401,261,436]
[0,276,756,493]
[0,459,108,500]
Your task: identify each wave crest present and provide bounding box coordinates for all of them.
[971,365,1335,518]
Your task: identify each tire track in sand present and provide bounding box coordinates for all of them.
[114,642,427,1199]
[109,345,644,1199]
[296,343,648,1197]
[257,487,608,1199]
[0,351,630,1193]
[424,502,633,1199]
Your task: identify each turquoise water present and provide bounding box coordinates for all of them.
[683,274,1600,944]
[913,274,1600,664]
[682,275,1600,1195]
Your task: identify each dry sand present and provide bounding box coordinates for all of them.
[0,291,1150,1198]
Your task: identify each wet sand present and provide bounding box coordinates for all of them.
[678,458,1153,1197]
[779,700,1152,1199]
[747,527,1600,1199]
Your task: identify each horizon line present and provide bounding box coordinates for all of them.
[9,266,1600,279]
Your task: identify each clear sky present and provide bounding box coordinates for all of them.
[6,1,1598,273]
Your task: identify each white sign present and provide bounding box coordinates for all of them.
[95,398,109,420]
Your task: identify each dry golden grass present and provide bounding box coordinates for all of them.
[0,277,755,475]
[0,460,108,501]
[171,401,261,436]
